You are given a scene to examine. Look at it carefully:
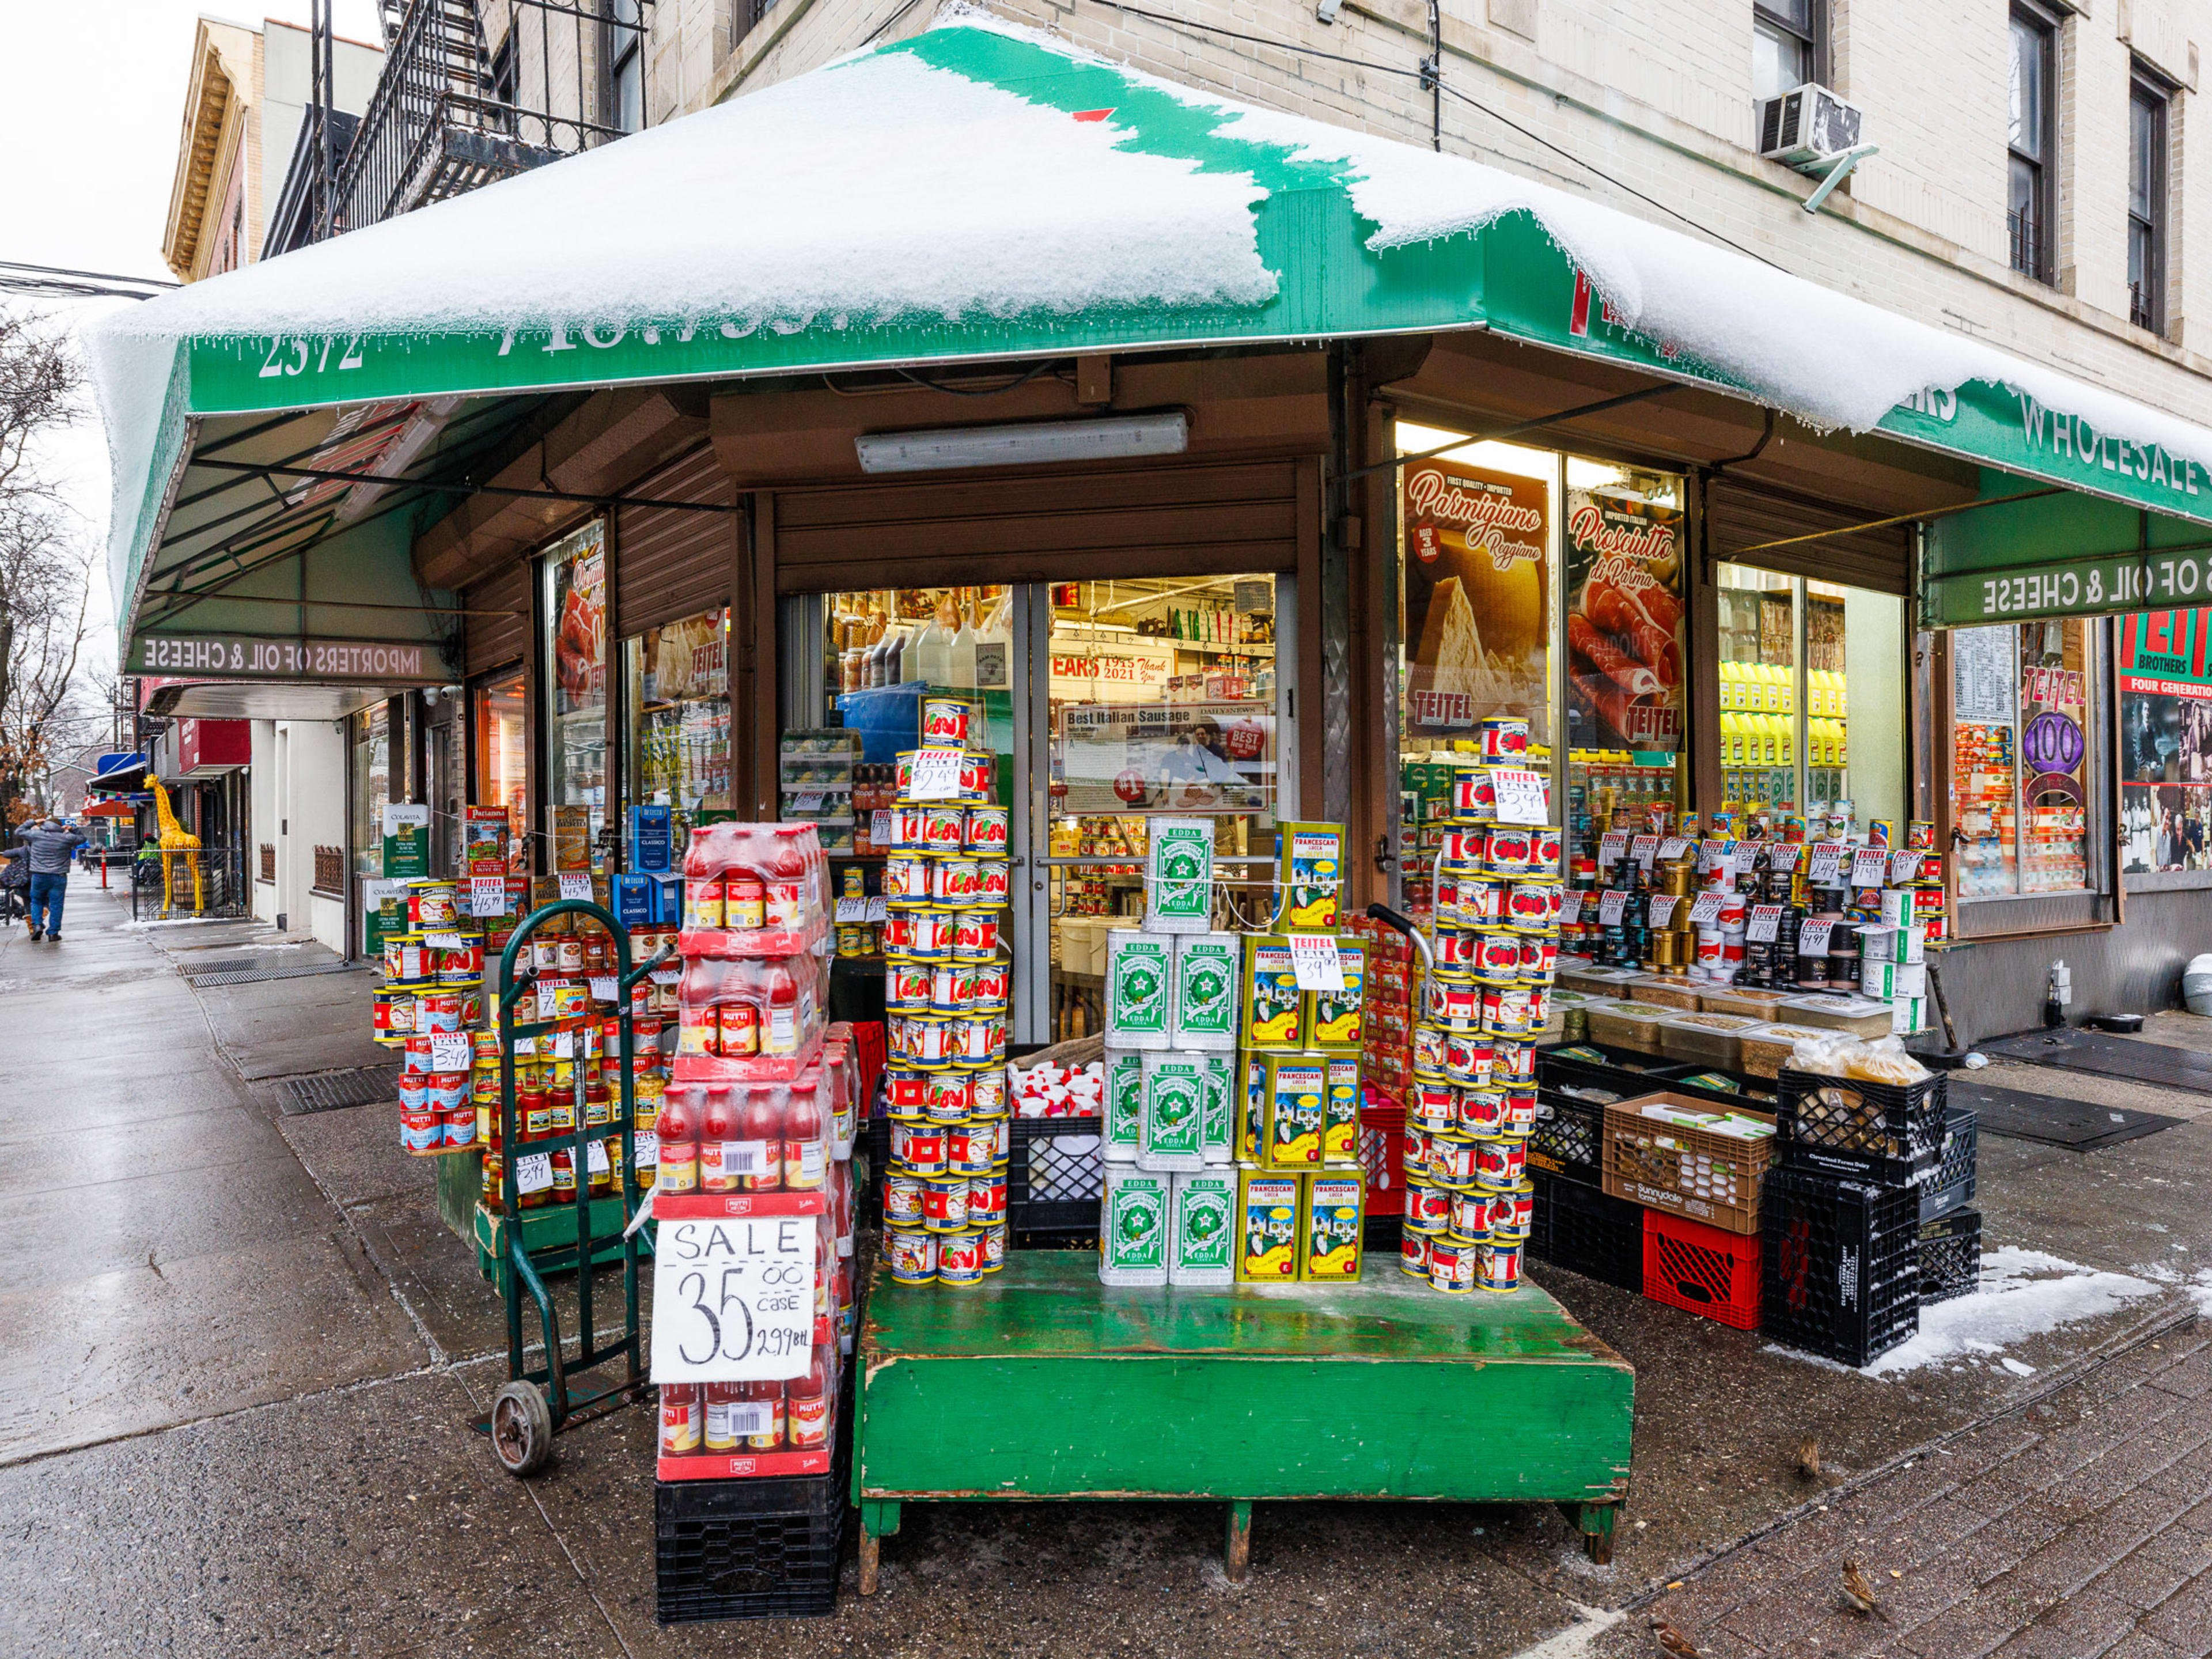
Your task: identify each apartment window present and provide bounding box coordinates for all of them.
[2009,6,2056,283]
[1753,1,1820,104]
[607,0,643,134]
[2129,71,2169,335]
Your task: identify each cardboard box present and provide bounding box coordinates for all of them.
[1234,1168,1302,1282]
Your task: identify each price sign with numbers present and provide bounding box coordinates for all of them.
[1687,891,1726,926]
[650,967,680,986]
[423,931,467,950]
[1697,839,1734,874]
[1891,850,1923,884]
[469,875,509,916]
[1657,836,1691,861]
[589,976,618,1003]
[1808,843,1846,884]
[1746,903,1783,943]
[558,873,593,902]
[1850,847,1891,887]
[1797,919,1836,957]
[1597,889,1629,925]
[834,897,869,923]
[651,1214,816,1383]
[428,1032,473,1073]
[1646,895,1682,928]
[870,810,893,846]
[865,896,889,923]
[1289,933,1345,991]
[791,791,826,815]
[1630,834,1660,869]
[1490,768,1549,825]
[514,1151,554,1196]
[1767,843,1802,875]
[1557,890,1586,923]
[908,747,964,801]
[1598,831,1628,868]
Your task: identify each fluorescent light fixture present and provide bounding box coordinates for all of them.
[855,412,1189,474]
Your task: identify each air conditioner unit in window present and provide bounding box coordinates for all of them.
[1758,84,1865,172]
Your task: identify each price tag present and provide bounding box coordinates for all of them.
[1767,843,1802,875]
[422,931,467,950]
[586,1139,611,1176]
[1646,895,1682,929]
[1687,891,1727,927]
[1808,843,1846,884]
[908,746,964,802]
[1891,850,1923,884]
[1598,831,1628,868]
[791,791,826,814]
[1630,834,1660,870]
[1597,889,1629,926]
[1797,919,1836,957]
[1489,767,1548,826]
[427,1033,473,1073]
[1288,933,1345,992]
[834,897,869,923]
[1850,847,1891,887]
[1557,890,1586,923]
[558,873,593,902]
[1747,903,1783,943]
[632,1130,660,1169]
[1657,836,1691,861]
[469,875,509,915]
[651,967,680,986]
[870,810,893,846]
[650,1214,817,1384]
[1696,839,1733,875]
[589,976,618,1003]
[514,1152,553,1195]
[865,896,889,923]
[553,1029,575,1060]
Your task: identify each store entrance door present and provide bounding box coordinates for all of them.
[781,574,1296,1047]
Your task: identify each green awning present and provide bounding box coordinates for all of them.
[90,16,2212,657]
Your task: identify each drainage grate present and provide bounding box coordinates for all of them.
[187,959,366,989]
[278,1066,400,1116]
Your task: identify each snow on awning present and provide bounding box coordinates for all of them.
[88,13,2212,649]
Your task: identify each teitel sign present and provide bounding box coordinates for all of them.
[128,634,449,683]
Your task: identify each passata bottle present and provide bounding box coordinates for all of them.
[763,961,799,1056]
[698,1086,741,1194]
[738,1086,783,1192]
[764,830,808,928]
[702,1380,744,1453]
[659,1384,702,1456]
[656,1083,700,1194]
[743,1378,785,1450]
[782,1079,823,1190]
[786,1353,831,1450]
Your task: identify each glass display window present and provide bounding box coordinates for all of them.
[1951,619,2098,900]
[540,521,609,867]
[626,608,730,846]
[349,703,390,880]
[2118,607,2212,877]
[473,673,527,873]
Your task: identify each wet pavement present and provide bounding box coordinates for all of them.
[3,871,2210,1656]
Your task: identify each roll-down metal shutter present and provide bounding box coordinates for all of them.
[461,555,529,679]
[1705,478,1912,595]
[615,445,738,634]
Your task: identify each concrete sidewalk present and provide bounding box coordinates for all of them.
[2,869,2210,1658]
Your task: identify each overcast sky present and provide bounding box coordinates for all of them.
[1,1,385,675]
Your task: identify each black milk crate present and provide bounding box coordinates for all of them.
[1529,1092,1605,1185]
[1529,1169,1645,1293]
[1919,1208,1982,1308]
[655,1393,853,1623]
[1776,1067,1949,1187]
[864,1114,1105,1243]
[1761,1165,1922,1368]
[1363,1212,1404,1254]
[1918,1108,1979,1224]
[1540,1044,1755,1113]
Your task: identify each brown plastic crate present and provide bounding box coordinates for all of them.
[1601,1090,1777,1236]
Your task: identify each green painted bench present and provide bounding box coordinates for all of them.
[854,1251,1634,1588]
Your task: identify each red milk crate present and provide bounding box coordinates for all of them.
[1358,1094,1408,1217]
[1643,1209,1762,1331]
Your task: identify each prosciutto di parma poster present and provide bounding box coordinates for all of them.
[1565,488,1685,752]
[1401,460,1550,741]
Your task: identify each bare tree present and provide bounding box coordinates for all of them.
[0,310,88,824]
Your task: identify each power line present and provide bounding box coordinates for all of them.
[0,260,179,301]
[1089,2,1784,270]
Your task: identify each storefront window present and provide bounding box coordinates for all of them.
[1952,619,2097,899]
[541,521,609,868]
[2117,608,2212,876]
[626,608,730,844]
[349,703,389,879]
[474,673,527,873]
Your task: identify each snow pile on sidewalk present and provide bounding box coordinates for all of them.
[1862,1248,2158,1377]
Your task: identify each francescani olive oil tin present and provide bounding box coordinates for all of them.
[1240,935,1305,1048]
[1277,821,1346,933]
[1301,1172,1365,1281]
[1306,934,1368,1052]
[1235,1168,1301,1282]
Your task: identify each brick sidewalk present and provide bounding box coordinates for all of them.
[1605,1319,2212,1659]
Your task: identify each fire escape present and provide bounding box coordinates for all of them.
[272,0,650,252]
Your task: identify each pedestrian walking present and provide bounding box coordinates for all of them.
[9,817,88,942]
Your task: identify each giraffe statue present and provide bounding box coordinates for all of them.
[151,779,204,914]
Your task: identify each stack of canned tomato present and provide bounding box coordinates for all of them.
[873,695,1014,1287]
[1397,721,1561,1294]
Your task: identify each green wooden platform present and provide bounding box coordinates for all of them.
[854,1251,1634,1587]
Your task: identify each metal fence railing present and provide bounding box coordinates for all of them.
[130,840,253,922]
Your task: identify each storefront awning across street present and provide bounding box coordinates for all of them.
[86,14,2212,666]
